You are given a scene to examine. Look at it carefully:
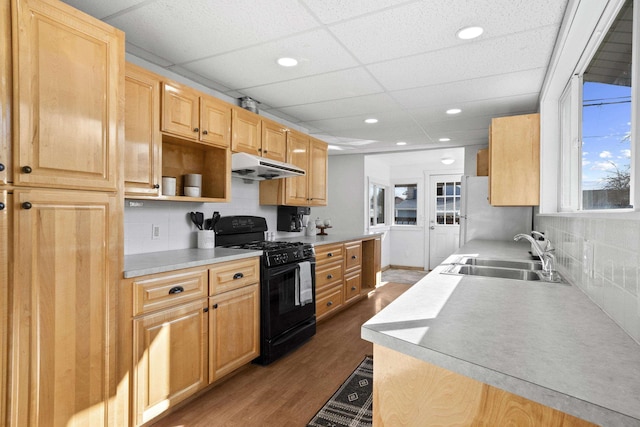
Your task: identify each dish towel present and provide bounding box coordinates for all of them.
[298,261,313,306]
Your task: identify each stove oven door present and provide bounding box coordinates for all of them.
[262,260,316,340]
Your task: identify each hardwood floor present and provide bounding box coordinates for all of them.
[152,282,411,427]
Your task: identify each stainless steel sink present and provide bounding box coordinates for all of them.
[455,256,543,271]
[442,264,565,283]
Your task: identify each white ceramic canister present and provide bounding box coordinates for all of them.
[161,176,176,196]
[197,230,215,249]
[184,173,202,188]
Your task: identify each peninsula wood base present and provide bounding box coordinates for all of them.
[373,345,597,427]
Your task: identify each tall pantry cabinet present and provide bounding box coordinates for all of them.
[4,0,125,426]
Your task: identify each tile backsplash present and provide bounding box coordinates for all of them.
[536,214,640,344]
[124,179,305,255]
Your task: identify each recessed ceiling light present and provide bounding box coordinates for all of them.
[364,118,378,124]
[456,26,484,40]
[277,57,298,67]
[441,157,455,165]
[439,137,451,142]
[396,141,407,146]
[446,108,462,115]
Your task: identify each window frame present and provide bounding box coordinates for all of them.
[368,180,388,229]
[392,181,421,228]
[559,0,638,213]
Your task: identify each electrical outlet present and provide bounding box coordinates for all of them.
[152,224,161,240]
[583,240,594,278]
[128,201,144,207]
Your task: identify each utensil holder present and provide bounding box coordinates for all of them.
[197,230,215,249]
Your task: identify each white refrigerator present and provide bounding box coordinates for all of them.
[459,176,533,244]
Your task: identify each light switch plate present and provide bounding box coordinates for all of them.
[152,224,161,240]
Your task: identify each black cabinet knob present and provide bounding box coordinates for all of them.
[203,307,209,313]
[213,303,219,309]
[153,184,160,189]
[202,130,208,135]
[352,255,357,259]
[0,202,4,210]
[22,202,32,210]
[327,253,333,257]
[193,127,199,132]
[351,286,356,291]
[0,163,4,172]
[326,301,333,307]
[22,165,32,174]
[327,274,333,279]
[233,272,244,280]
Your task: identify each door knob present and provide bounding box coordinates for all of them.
[430,226,435,230]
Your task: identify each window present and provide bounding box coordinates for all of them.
[435,180,461,225]
[562,0,635,210]
[394,184,417,225]
[369,183,386,226]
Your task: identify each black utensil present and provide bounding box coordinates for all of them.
[212,211,221,231]
[195,212,204,230]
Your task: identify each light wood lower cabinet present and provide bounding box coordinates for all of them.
[0,191,10,427]
[11,189,121,427]
[208,284,260,383]
[132,299,208,426]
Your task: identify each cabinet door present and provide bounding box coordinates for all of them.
[0,0,10,186]
[161,81,200,140]
[209,284,260,383]
[261,118,287,162]
[309,138,328,206]
[0,191,9,427]
[13,0,124,191]
[200,96,231,148]
[284,130,309,206]
[231,107,261,156]
[489,113,540,206]
[11,188,120,427]
[345,241,362,273]
[125,63,162,197]
[344,271,361,303]
[133,300,208,426]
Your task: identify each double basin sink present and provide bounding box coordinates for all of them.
[443,256,564,283]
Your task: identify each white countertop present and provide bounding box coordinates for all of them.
[123,247,263,278]
[362,239,640,426]
[276,231,382,246]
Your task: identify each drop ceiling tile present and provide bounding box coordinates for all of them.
[301,108,414,132]
[390,68,547,109]
[61,0,148,20]
[329,123,429,143]
[275,93,401,122]
[167,65,233,93]
[240,68,384,108]
[106,0,320,64]
[125,42,175,67]
[301,0,411,24]
[328,0,568,64]
[181,29,358,89]
[367,26,559,91]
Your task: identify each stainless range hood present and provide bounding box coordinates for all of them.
[231,152,305,181]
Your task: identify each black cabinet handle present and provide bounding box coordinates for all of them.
[203,307,209,313]
[213,303,219,309]
[351,255,357,259]
[0,202,4,210]
[22,202,32,210]
[153,184,160,189]
[233,272,244,280]
[193,127,199,132]
[327,274,333,279]
[168,286,184,294]
[202,130,208,135]
[22,165,32,174]
[351,286,356,291]
[0,163,4,172]
[326,301,333,307]
[327,253,333,257]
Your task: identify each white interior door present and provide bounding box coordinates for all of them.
[428,174,461,269]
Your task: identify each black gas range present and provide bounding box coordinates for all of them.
[214,216,316,365]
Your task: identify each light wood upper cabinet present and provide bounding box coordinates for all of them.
[161,81,231,148]
[12,0,124,192]
[309,137,328,206]
[260,117,287,162]
[209,284,260,383]
[11,188,120,427]
[200,96,231,148]
[125,62,162,197]
[231,107,261,156]
[0,0,10,186]
[132,299,208,426]
[284,130,310,206]
[161,81,200,140]
[489,113,540,206]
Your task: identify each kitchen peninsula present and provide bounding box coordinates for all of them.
[362,240,640,427]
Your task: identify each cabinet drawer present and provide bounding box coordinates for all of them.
[209,257,260,295]
[315,243,343,265]
[316,262,343,292]
[344,272,361,303]
[345,241,362,272]
[316,286,343,320]
[132,268,208,316]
